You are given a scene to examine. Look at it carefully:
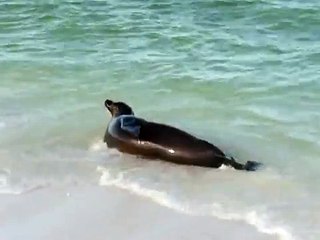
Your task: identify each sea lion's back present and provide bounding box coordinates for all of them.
[139,120,224,156]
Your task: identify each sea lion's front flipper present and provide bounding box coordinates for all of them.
[120,117,141,138]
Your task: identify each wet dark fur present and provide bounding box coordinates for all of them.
[104,99,260,171]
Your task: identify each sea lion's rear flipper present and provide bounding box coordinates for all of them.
[243,161,262,171]
[223,157,262,171]
[120,117,141,138]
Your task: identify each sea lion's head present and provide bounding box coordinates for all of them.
[105,99,134,117]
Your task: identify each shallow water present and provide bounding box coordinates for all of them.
[0,1,320,239]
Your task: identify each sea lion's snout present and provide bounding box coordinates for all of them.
[104,99,134,117]
[105,99,116,116]
[105,99,113,108]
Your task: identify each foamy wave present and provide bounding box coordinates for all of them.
[0,187,25,195]
[218,164,235,170]
[97,166,296,240]
[89,140,106,152]
[0,169,10,187]
[0,169,24,195]
[0,180,45,195]
[0,168,48,195]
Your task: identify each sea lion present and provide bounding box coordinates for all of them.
[103,99,260,171]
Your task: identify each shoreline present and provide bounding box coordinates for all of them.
[0,185,275,240]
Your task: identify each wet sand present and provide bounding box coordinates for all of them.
[0,185,274,240]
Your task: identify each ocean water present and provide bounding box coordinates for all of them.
[0,1,319,239]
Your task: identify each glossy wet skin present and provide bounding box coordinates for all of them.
[105,99,134,117]
[103,99,261,171]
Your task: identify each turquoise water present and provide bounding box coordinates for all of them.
[0,1,320,239]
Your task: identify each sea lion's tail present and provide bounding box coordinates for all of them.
[223,157,261,171]
[243,160,262,171]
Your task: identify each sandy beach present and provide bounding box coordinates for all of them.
[0,186,274,240]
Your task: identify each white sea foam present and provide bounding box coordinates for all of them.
[0,186,25,195]
[0,169,24,195]
[218,164,235,170]
[0,168,66,195]
[97,166,296,240]
[0,176,45,195]
[89,140,106,152]
[0,169,10,186]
